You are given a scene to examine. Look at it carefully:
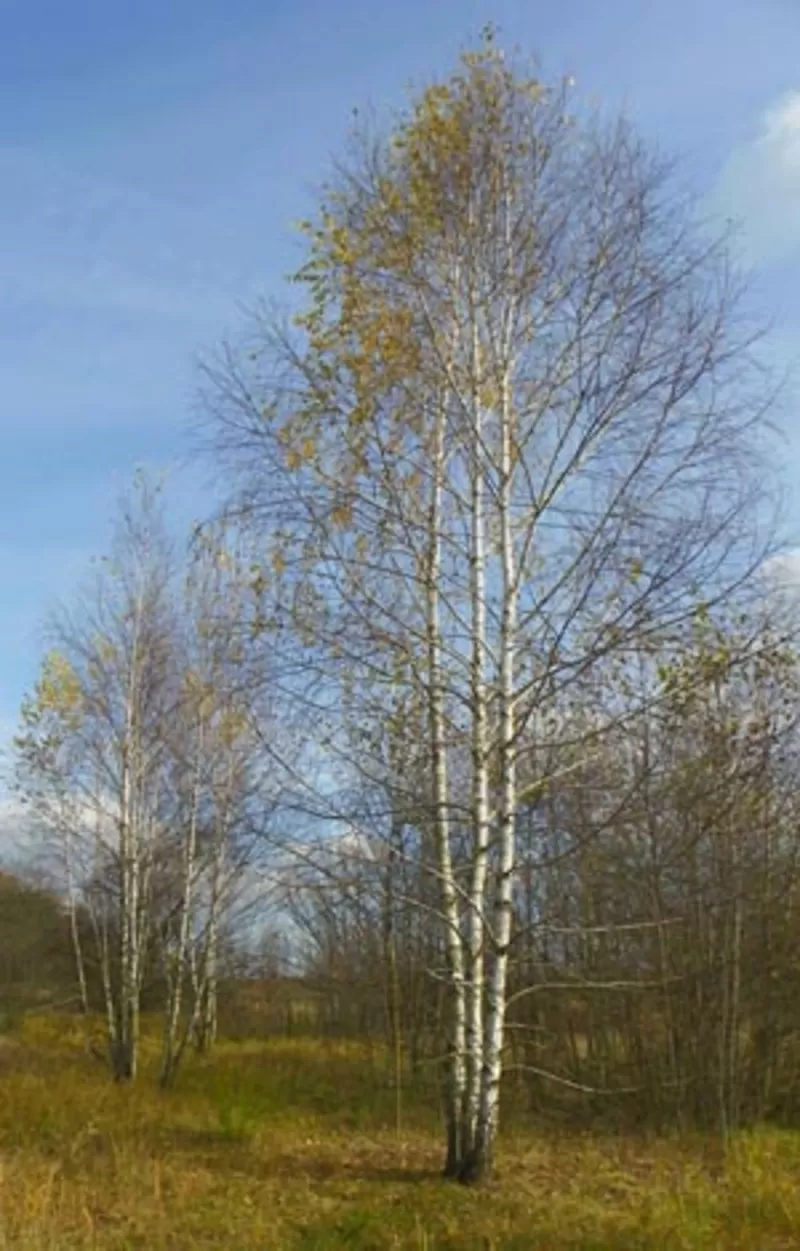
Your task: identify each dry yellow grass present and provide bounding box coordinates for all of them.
[0,1015,799,1248]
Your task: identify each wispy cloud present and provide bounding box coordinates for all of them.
[714,90,800,264]
[0,145,256,323]
[0,143,273,433]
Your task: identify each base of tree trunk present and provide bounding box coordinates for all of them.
[457,1147,492,1187]
[111,1045,135,1083]
[441,1144,494,1185]
[443,1128,462,1179]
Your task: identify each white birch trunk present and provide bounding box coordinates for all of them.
[116,734,136,1080]
[116,605,145,1082]
[468,355,517,1182]
[160,728,202,1087]
[63,824,89,1014]
[195,817,226,1053]
[427,393,467,1177]
[464,317,491,1157]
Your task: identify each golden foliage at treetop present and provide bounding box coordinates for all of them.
[281,29,557,482]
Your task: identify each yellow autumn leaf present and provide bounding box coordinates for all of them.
[331,504,352,529]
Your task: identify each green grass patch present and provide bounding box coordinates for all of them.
[0,1017,799,1247]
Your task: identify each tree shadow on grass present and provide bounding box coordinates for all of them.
[270,1156,440,1185]
[159,1125,442,1186]
[353,1163,440,1184]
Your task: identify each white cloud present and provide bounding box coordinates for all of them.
[714,90,800,264]
[763,549,800,588]
[0,795,38,869]
[757,551,800,637]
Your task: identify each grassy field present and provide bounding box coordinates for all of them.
[1,1017,800,1248]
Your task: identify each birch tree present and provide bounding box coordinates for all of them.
[202,31,780,1180]
[15,477,177,1081]
[157,521,276,1084]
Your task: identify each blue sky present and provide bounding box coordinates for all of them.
[1,0,800,776]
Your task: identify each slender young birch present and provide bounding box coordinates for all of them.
[158,689,203,1088]
[159,520,270,1079]
[16,476,177,1082]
